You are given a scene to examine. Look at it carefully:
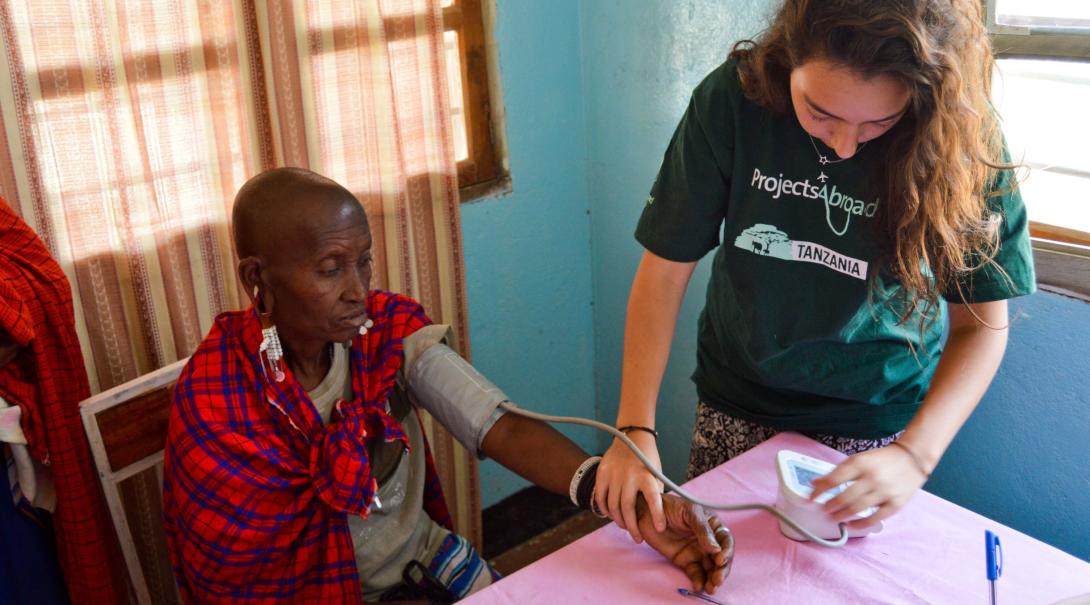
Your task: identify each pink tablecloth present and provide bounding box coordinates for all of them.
[464,432,1090,605]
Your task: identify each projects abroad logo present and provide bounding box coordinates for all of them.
[750,167,878,236]
[734,223,868,280]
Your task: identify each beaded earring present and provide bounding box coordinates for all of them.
[359,318,374,336]
[254,286,285,382]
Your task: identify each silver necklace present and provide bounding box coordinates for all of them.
[808,134,867,166]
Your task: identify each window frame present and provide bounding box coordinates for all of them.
[986,0,1090,297]
[987,1,1090,61]
[442,0,510,201]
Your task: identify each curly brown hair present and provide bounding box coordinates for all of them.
[731,0,1012,328]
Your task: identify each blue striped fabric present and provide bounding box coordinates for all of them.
[427,532,501,599]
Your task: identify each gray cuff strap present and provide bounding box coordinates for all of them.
[407,344,508,459]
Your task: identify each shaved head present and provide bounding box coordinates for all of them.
[232,167,368,261]
[232,167,376,371]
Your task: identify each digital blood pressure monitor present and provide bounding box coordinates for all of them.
[775,450,883,541]
[495,394,882,548]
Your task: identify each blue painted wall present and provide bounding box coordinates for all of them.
[460,0,598,508]
[927,292,1090,562]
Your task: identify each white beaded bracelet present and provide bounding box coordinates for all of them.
[569,456,602,507]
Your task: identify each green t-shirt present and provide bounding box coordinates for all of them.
[636,58,1036,439]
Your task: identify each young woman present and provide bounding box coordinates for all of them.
[596,0,1035,543]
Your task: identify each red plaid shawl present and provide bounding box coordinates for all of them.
[0,199,125,603]
[163,290,452,603]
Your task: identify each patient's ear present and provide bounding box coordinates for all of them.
[238,257,262,305]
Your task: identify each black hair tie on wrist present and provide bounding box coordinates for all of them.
[617,425,658,440]
[889,440,931,479]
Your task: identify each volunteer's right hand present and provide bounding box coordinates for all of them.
[595,430,665,543]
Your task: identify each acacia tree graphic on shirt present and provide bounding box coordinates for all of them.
[734,223,868,280]
[734,224,792,259]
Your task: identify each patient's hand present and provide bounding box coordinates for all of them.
[637,493,733,595]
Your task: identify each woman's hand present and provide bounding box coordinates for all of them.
[638,493,733,595]
[810,444,928,529]
[595,431,665,543]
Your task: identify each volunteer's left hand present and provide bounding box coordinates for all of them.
[810,444,928,529]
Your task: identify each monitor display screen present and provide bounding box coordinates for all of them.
[792,464,846,497]
[794,466,823,488]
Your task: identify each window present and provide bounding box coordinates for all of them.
[988,0,1090,297]
[441,0,509,200]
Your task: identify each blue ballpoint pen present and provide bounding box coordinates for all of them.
[985,530,1003,605]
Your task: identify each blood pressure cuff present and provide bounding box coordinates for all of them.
[403,326,507,459]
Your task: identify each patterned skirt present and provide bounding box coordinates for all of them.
[686,401,902,480]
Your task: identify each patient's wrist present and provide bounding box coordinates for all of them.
[569,456,605,517]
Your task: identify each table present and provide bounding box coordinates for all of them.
[464,432,1090,604]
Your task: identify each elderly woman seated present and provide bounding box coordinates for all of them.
[162,168,731,603]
